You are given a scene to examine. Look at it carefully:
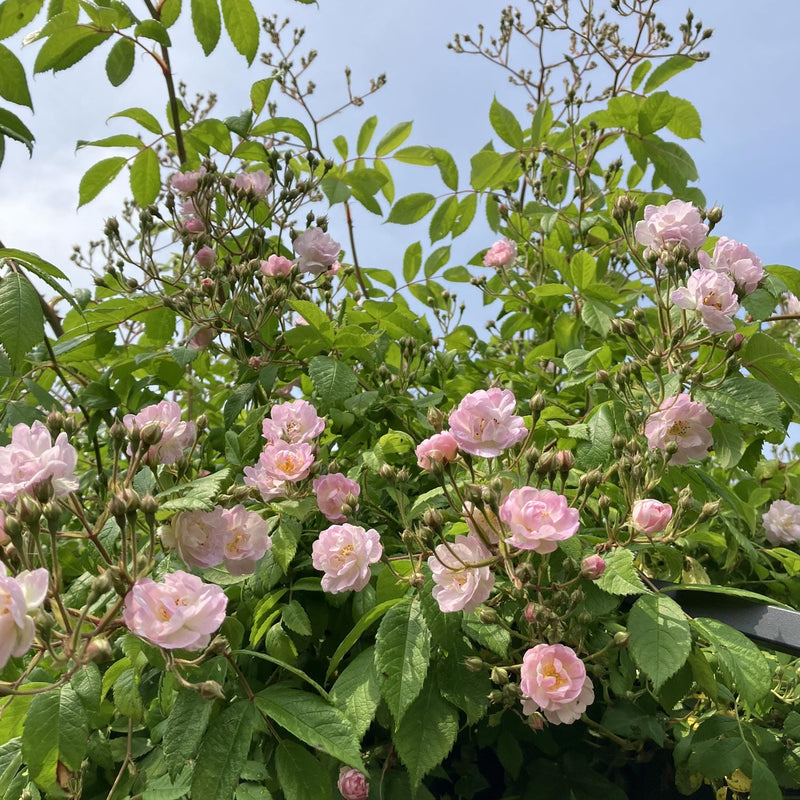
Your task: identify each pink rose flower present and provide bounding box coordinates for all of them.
[448,388,527,458]
[194,246,217,268]
[428,534,494,613]
[520,643,594,725]
[337,767,369,800]
[242,461,286,502]
[161,508,227,569]
[233,169,271,198]
[644,393,714,465]
[262,399,325,444]
[220,504,273,575]
[671,268,739,333]
[258,440,315,482]
[188,327,216,350]
[785,294,800,315]
[260,255,295,277]
[313,473,360,523]
[463,501,501,545]
[123,401,196,466]
[698,237,764,295]
[123,571,227,650]
[483,238,517,268]
[0,509,7,546]
[312,524,383,593]
[499,487,579,553]
[170,167,206,194]
[415,431,459,470]
[0,564,48,669]
[631,499,673,536]
[580,554,606,580]
[0,420,78,504]
[182,217,205,235]
[762,500,800,546]
[634,200,708,254]
[293,229,342,275]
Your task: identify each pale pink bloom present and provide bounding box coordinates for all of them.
[262,399,325,444]
[327,260,341,276]
[0,564,48,668]
[220,504,272,575]
[415,431,459,470]
[762,500,800,546]
[0,421,78,504]
[312,524,383,593]
[258,440,315,482]
[179,199,198,217]
[448,388,527,458]
[160,508,227,569]
[194,246,217,268]
[242,461,286,502]
[260,255,295,277]
[698,237,763,295]
[293,229,342,275]
[644,393,714,465]
[428,534,494,613]
[337,768,369,800]
[123,570,227,650]
[0,509,7,546]
[483,238,517,268]
[313,473,360,522]
[499,487,579,553]
[785,294,800,315]
[671,268,739,333]
[182,218,205,234]
[520,643,594,725]
[200,277,214,289]
[631,499,673,536]
[580,555,606,580]
[233,169,271,198]
[634,200,708,254]
[170,167,206,194]
[294,315,308,326]
[123,401,196,465]
[188,327,215,350]
[463,501,501,545]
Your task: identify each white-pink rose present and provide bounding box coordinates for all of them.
[220,504,273,575]
[0,421,78,504]
[337,767,369,800]
[170,167,206,194]
[0,564,48,669]
[644,393,714,465]
[499,487,579,553]
[428,534,494,613]
[194,246,217,268]
[698,237,764,295]
[188,327,216,350]
[313,473,360,523]
[634,200,708,254]
[123,571,227,650]
[293,229,342,275]
[415,431,459,470]
[463,501,501,545]
[671,268,739,333]
[0,509,7,546]
[631,499,673,536]
[161,507,227,569]
[257,441,315,483]
[123,401,196,465]
[233,169,271,198]
[260,255,295,277]
[580,554,606,580]
[483,238,517,268]
[242,461,286,502]
[262,399,325,444]
[520,643,594,725]
[762,500,800,546]
[448,388,527,458]
[311,524,383,593]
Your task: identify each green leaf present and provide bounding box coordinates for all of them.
[691,618,772,708]
[666,97,702,140]
[628,593,691,692]
[274,741,330,800]
[751,758,783,800]
[402,241,422,283]
[249,77,272,114]
[574,402,614,470]
[461,610,509,658]
[0,685,49,741]
[638,91,676,136]
[330,647,380,741]
[375,120,412,156]
[643,135,698,191]
[489,95,523,149]
[356,114,377,155]
[0,43,31,106]
[596,548,647,596]
[766,263,800,297]
[374,598,431,726]
[424,245,450,278]
[696,375,786,433]
[22,685,88,790]
[78,155,126,207]
[77,133,143,150]
[320,175,350,205]
[387,192,436,225]
[687,735,750,780]
[191,0,220,56]
[741,332,800,416]
[0,272,43,368]
[163,689,214,780]
[308,355,358,405]
[33,25,110,73]
[0,106,33,154]
[630,60,651,92]
[191,701,254,800]
[255,686,363,768]
[429,195,458,243]
[220,0,258,64]
[451,193,477,237]
[530,97,553,145]
[0,0,45,39]
[130,146,160,207]
[160,0,181,27]
[282,599,312,636]
[250,116,312,148]
[134,18,171,45]
[109,106,162,135]
[469,148,522,191]
[393,677,458,789]
[644,54,698,92]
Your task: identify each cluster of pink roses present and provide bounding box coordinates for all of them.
[0,420,78,504]
[122,400,196,466]
[258,229,341,279]
[161,504,272,575]
[645,393,714,465]
[0,565,49,669]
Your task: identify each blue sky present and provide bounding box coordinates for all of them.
[1,0,798,289]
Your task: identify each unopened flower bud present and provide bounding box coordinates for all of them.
[426,406,445,431]
[140,421,164,446]
[581,554,606,580]
[530,392,547,413]
[109,420,126,444]
[140,494,159,516]
[613,631,630,648]
[478,607,499,625]
[195,414,208,431]
[422,508,444,532]
[527,711,545,730]
[706,206,723,225]
[409,571,425,589]
[490,667,509,686]
[725,333,744,353]
[197,680,226,701]
[46,410,65,437]
[85,636,114,663]
[465,657,485,673]
[18,495,42,523]
[698,500,720,521]
[379,464,396,482]
[556,450,574,475]
[596,369,610,384]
